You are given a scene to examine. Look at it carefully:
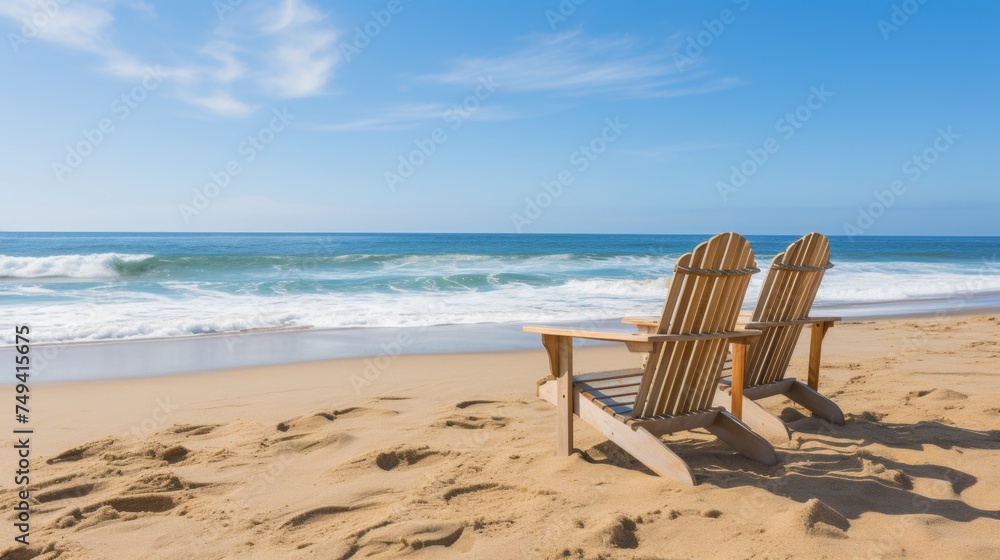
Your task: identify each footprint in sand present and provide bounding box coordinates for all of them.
[170,424,219,436]
[359,520,465,551]
[57,494,178,529]
[125,472,203,494]
[342,445,446,472]
[335,406,398,419]
[160,445,189,464]
[32,474,80,490]
[281,503,386,560]
[282,504,363,528]
[271,431,356,454]
[268,410,362,453]
[283,507,464,559]
[0,542,73,559]
[35,483,98,504]
[277,407,397,432]
[374,447,442,471]
[441,415,509,430]
[441,482,546,507]
[45,439,115,464]
[455,400,499,409]
[276,411,336,432]
[84,494,177,514]
[443,483,505,503]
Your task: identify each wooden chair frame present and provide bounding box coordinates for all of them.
[524,233,778,485]
[622,233,845,441]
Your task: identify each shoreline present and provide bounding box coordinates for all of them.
[5,301,1000,384]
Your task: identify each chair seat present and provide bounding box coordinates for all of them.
[573,369,720,423]
[573,369,642,418]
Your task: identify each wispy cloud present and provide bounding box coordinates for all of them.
[423,31,738,98]
[0,0,113,54]
[180,91,259,118]
[256,0,338,98]
[0,0,339,117]
[307,103,450,132]
[305,103,522,132]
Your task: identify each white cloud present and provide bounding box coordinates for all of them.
[0,0,113,53]
[260,0,323,33]
[261,29,337,98]
[253,0,338,98]
[200,40,246,84]
[423,31,738,98]
[0,0,340,117]
[181,91,258,118]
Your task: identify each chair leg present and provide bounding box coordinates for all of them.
[786,380,845,425]
[706,411,779,466]
[712,387,791,442]
[575,396,697,485]
[556,371,573,456]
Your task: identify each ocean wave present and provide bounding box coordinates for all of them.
[3,248,999,344]
[4,273,1000,344]
[0,252,679,282]
[0,253,155,279]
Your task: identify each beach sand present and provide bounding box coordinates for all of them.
[3,315,999,559]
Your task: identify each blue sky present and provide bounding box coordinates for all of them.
[1,0,997,234]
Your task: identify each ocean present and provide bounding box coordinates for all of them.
[1,232,999,347]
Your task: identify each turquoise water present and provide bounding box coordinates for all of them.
[1,233,998,345]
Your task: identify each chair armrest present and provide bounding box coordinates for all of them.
[745,317,840,329]
[523,326,658,344]
[620,316,660,328]
[523,325,762,344]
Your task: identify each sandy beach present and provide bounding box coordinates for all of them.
[2,314,998,559]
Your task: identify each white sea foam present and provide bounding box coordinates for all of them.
[0,253,153,279]
[2,256,998,345]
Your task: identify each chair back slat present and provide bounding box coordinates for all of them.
[633,233,758,418]
[745,233,832,387]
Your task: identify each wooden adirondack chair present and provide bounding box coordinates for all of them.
[524,233,777,485]
[624,232,844,441]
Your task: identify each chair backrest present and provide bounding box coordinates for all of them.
[632,233,758,418]
[744,232,832,387]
